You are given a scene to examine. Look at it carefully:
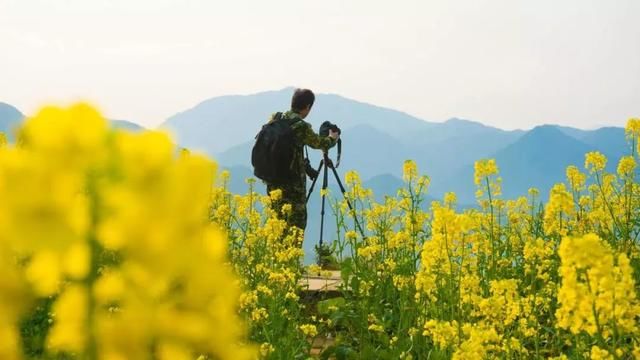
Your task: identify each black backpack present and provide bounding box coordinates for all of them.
[251,112,302,184]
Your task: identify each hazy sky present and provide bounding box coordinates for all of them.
[1,0,639,129]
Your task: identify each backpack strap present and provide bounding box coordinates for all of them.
[290,118,303,127]
[277,112,303,129]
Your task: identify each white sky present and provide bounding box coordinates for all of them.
[1,0,639,130]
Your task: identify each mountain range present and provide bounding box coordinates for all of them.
[3,92,631,204]
[0,102,25,141]
[2,90,632,262]
[0,102,145,139]
[158,88,630,204]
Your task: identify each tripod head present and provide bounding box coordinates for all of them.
[319,121,342,168]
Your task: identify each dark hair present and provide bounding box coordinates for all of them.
[291,88,315,112]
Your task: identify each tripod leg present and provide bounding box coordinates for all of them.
[306,161,324,204]
[329,166,367,238]
[319,158,330,247]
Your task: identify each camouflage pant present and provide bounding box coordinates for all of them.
[267,182,307,233]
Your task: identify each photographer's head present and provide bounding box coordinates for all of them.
[291,88,315,119]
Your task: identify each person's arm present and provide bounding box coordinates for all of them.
[298,123,337,150]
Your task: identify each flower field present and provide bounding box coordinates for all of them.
[2,104,640,359]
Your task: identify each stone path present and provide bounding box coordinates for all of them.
[309,335,336,357]
[300,270,342,291]
[299,270,342,358]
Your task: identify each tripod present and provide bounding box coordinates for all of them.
[306,151,366,248]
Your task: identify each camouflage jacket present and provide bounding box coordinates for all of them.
[267,110,337,186]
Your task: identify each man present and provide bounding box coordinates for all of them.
[266,88,340,235]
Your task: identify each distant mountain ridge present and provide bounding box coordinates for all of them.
[160,87,435,156]
[3,94,632,264]
[2,92,631,205]
[160,88,629,203]
[0,102,24,140]
[110,119,145,132]
[445,126,591,203]
[0,103,145,138]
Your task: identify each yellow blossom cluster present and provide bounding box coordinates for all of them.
[208,165,313,358]
[557,234,640,337]
[474,159,502,205]
[0,104,254,359]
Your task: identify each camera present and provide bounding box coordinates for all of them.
[319,121,341,137]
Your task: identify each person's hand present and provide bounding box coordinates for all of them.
[305,158,319,180]
[329,129,340,140]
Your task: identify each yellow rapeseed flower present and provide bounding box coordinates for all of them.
[474,159,499,186]
[585,151,607,173]
[556,234,640,336]
[25,251,61,296]
[48,284,88,352]
[403,160,418,182]
[269,189,282,201]
[0,104,255,360]
[590,346,613,360]
[423,320,459,348]
[566,166,586,191]
[624,117,640,140]
[260,343,275,357]
[63,241,90,280]
[617,156,636,177]
[368,324,385,333]
[543,183,574,236]
[299,324,318,337]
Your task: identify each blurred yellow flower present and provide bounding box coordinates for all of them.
[299,324,318,337]
[48,285,88,352]
[368,324,385,333]
[25,251,61,296]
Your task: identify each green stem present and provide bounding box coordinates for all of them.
[485,176,496,280]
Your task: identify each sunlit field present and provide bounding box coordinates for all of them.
[2,105,640,359]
